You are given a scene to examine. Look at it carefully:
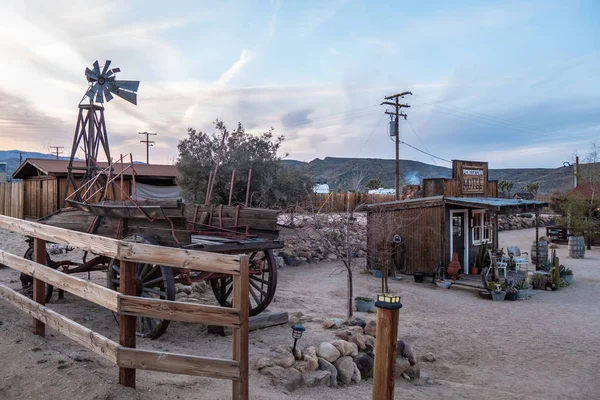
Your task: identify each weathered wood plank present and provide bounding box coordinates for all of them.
[0,282,119,363]
[117,348,240,380]
[0,249,119,312]
[249,312,288,331]
[119,260,137,388]
[119,296,241,327]
[232,255,250,399]
[33,238,46,337]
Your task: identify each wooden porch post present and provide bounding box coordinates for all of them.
[118,260,136,388]
[33,238,46,337]
[232,255,249,400]
[535,211,540,269]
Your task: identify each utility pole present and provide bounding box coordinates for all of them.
[382,92,412,200]
[49,146,64,160]
[139,132,157,164]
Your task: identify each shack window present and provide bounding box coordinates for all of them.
[472,211,491,245]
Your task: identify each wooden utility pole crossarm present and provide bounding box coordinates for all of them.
[139,131,157,164]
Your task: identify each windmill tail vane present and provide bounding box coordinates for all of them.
[84,60,139,105]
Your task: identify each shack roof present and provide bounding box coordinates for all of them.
[13,158,178,180]
[361,195,548,213]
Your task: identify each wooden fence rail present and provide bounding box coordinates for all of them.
[0,215,249,399]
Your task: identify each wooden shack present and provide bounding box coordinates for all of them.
[12,158,178,219]
[364,160,547,275]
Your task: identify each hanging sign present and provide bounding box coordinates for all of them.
[462,167,484,194]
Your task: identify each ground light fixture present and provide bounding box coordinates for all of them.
[375,293,403,309]
[291,323,306,354]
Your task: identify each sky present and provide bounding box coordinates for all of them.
[0,0,598,169]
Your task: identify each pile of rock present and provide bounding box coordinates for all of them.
[174,282,209,302]
[497,214,553,231]
[258,316,432,392]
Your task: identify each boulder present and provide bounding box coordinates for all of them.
[398,340,417,365]
[353,353,374,379]
[327,253,338,261]
[302,370,331,388]
[364,335,376,349]
[346,316,366,328]
[423,352,436,362]
[317,342,341,363]
[365,320,377,336]
[301,346,316,358]
[260,365,285,379]
[347,326,364,335]
[271,345,295,368]
[256,357,273,370]
[322,318,345,329]
[330,340,358,357]
[317,357,338,387]
[351,363,362,384]
[350,333,367,351]
[281,368,303,392]
[333,356,355,384]
[334,330,352,341]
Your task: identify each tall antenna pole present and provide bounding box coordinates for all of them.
[139,132,157,164]
[382,91,412,200]
[49,146,65,160]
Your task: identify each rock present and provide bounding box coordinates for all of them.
[423,352,436,362]
[330,340,346,356]
[317,342,341,363]
[396,358,411,376]
[350,333,367,351]
[256,357,273,370]
[333,356,355,384]
[405,363,421,380]
[398,340,417,365]
[327,253,338,261]
[347,326,364,335]
[180,285,192,295]
[364,335,376,349]
[260,365,285,378]
[318,357,338,387]
[353,353,374,379]
[351,363,362,384]
[279,251,299,267]
[302,370,331,388]
[301,355,319,373]
[365,320,377,336]
[281,368,303,392]
[401,372,411,381]
[301,346,316,358]
[426,378,434,385]
[346,316,366,328]
[298,257,308,262]
[293,346,302,361]
[330,340,358,357]
[275,256,285,269]
[334,330,352,341]
[271,345,296,368]
[322,318,345,329]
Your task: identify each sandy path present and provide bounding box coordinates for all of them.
[0,227,599,399]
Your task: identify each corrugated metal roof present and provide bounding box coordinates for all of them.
[13,158,178,179]
[445,197,548,208]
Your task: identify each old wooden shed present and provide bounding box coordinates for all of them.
[364,160,548,275]
[12,158,179,219]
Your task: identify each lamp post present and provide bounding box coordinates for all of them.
[372,293,402,400]
[291,324,306,355]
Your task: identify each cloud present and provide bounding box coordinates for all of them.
[328,47,340,55]
[281,108,315,127]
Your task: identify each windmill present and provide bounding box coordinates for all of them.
[63,60,140,207]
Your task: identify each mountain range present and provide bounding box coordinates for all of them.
[282,157,590,195]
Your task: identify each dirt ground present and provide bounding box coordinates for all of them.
[0,227,599,400]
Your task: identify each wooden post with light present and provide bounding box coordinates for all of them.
[372,293,402,400]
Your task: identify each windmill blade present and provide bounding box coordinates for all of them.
[111,88,137,105]
[85,67,98,80]
[92,60,101,76]
[96,89,104,103]
[91,83,102,94]
[101,60,112,76]
[112,80,139,92]
[112,67,121,73]
[85,88,95,100]
[103,86,114,102]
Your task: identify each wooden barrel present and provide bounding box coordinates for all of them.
[568,236,585,259]
[530,240,548,266]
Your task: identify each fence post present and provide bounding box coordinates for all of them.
[232,255,249,400]
[372,295,402,400]
[33,238,46,337]
[119,260,136,388]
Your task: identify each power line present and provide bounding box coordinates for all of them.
[139,132,157,164]
[404,119,437,166]
[400,140,452,163]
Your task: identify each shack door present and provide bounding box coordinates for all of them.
[452,213,466,269]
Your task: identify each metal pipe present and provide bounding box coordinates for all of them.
[245,168,252,207]
[228,169,236,206]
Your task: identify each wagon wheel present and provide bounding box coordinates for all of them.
[210,249,277,316]
[20,247,56,303]
[106,235,175,340]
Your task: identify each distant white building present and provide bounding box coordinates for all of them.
[368,188,396,195]
[313,183,330,194]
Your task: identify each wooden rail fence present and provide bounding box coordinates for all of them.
[0,215,249,399]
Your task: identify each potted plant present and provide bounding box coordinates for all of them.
[355,296,375,312]
[531,274,548,290]
[504,280,517,301]
[514,280,531,300]
[413,272,425,283]
[487,281,506,301]
[559,266,574,284]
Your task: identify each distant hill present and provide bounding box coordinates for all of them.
[0,150,70,179]
[281,157,594,195]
